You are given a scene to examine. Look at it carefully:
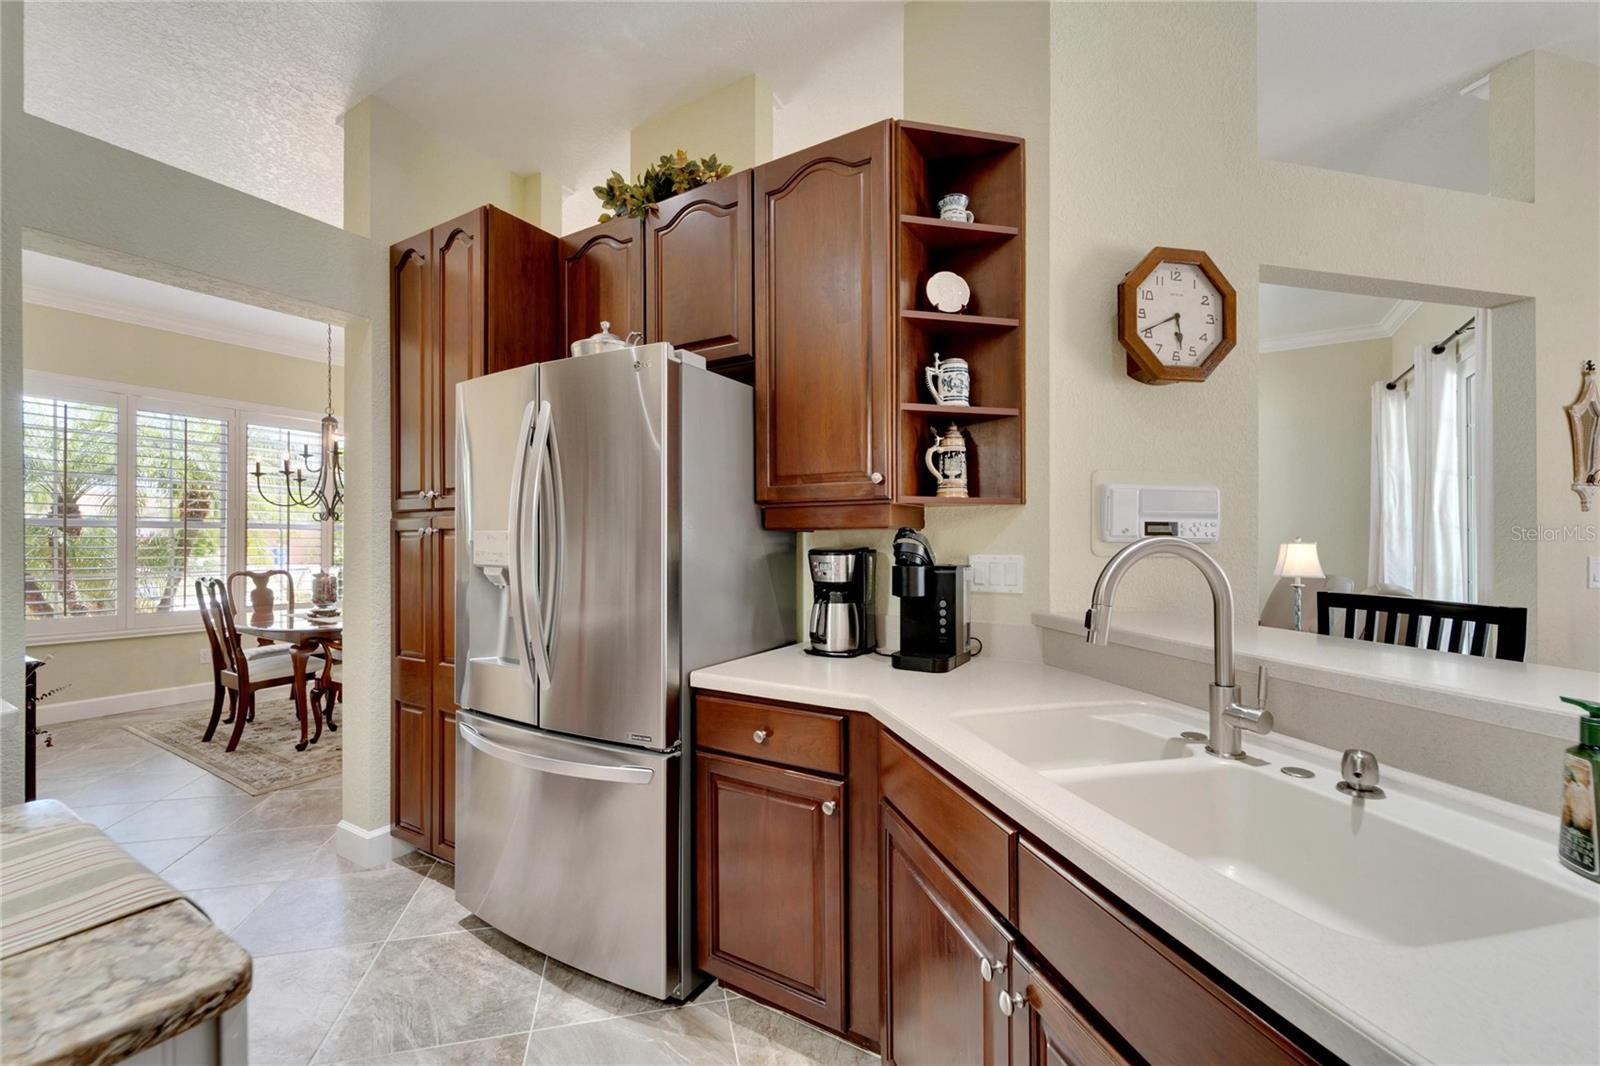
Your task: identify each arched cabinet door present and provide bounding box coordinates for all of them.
[391,237,432,512]
[560,215,644,353]
[752,121,894,506]
[431,212,486,510]
[646,173,753,369]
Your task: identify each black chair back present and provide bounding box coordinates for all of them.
[1315,591,1527,662]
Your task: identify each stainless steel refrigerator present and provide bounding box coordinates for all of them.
[452,343,795,1000]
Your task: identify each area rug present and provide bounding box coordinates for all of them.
[123,693,340,796]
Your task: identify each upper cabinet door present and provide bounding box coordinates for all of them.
[753,122,893,505]
[646,173,752,367]
[433,210,487,510]
[392,234,433,512]
[560,216,645,353]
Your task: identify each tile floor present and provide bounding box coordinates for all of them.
[34,709,879,1066]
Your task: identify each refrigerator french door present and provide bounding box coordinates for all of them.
[453,344,794,1001]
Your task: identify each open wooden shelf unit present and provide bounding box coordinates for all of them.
[894,121,1026,507]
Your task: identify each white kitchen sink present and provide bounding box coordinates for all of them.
[1059,761,1597,946]
[951,703,1198,773]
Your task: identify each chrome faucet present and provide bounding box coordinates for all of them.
[1085,537,1273,759]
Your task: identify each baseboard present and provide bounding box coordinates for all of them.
[335,819,415,868]
[39,682,213,726]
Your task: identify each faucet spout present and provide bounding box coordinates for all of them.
[1083,537,1270,759]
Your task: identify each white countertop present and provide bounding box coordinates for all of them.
[1034,608,1600,741]
[692,646,1600,1066]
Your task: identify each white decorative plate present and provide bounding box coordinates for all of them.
[926,271,971,314]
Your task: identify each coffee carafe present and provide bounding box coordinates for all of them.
[806,548,877,657]
[890,529,971,672]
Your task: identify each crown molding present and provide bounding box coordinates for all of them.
[1261,299,1422,353]
[22,282,342,364]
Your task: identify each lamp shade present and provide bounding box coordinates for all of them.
[1274,540,1325,580]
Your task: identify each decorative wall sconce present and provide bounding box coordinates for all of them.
[1566,360,1600,512]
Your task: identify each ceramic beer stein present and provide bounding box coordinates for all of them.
[924,423,970,498]
[938,193,975,223]
[923,352,971,407]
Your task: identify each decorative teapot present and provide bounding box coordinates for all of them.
[923,352,971,407]
[571,320,643,358]
[924,423,969,498]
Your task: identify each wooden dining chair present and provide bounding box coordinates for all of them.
[202,578,325,751]
[312,640,342,732]
[1316,591,1528,662]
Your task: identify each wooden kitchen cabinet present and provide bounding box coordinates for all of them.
[692,690,1328,1063]
[392,206,558,514]
[389,205,556,860]
[881,802,1012,1066]
[390,511,456,857]
[1006,950,1129,1066]
[560,215,644,352]
[696,751,846,1030]
[753,121,909,529]
[645,173,754,376]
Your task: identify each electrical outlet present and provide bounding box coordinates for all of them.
[967,554,1024,594]
[1588,556,1600,590]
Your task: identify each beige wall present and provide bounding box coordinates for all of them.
[344,95,548,245]
[1390,300,1475,377]
[630,74,774,178]
[1257,338,1391,610]
[22,302,342,705]
[1048,6,1597,668]
[808,1,1052,630]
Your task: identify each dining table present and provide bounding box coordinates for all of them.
[234,608,342,751]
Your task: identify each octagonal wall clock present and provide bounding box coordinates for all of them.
[1117,247,1237,384]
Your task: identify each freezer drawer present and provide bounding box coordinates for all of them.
[454,710,682,999]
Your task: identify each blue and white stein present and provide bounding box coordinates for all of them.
[923,352,971,406]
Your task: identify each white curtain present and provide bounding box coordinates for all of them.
[1414,346,1467,601]
[1368,382,1415,592]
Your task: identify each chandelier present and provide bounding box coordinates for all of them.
[254,323,344,522]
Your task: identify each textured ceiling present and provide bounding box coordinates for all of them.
[23,2,904,227]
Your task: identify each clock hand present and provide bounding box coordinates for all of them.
[1173,312,1183,348]
[1141,313,1178,335]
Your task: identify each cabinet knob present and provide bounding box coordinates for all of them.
[821,800,837,816]
[980,957,1007,983]
[997,989,1024,1017]
[869,471,884,484]
[752,729,770,745]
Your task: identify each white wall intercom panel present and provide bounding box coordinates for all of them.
[1099,483,1221,543]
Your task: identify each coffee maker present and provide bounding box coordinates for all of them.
[890,529,971,672]
[806,548,877,657]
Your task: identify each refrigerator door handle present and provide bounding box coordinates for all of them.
[541,411,566,674]
[511,400,553,689]
[458,722,654,785]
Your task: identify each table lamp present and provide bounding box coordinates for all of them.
[1274,539,1324,632]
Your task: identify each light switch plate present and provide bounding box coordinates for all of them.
[1588,556,1600,590]
[968,554,1024,594]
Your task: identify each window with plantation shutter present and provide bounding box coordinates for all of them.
[25,373,343,637]
[23,393,119,622]
[135,408,228,613]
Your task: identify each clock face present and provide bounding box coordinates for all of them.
[1133,260,1223,368]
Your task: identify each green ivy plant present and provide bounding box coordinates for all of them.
[594,150,733,222]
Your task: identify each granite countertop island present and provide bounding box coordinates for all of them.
[692,645,1600,1066]
[0,801,252,1066]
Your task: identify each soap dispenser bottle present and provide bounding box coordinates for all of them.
[1558,696,1600,882]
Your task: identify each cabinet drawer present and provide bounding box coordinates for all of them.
[879,732,1015,916]
[1016,839,1317,1066]
[695,693,845,775]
